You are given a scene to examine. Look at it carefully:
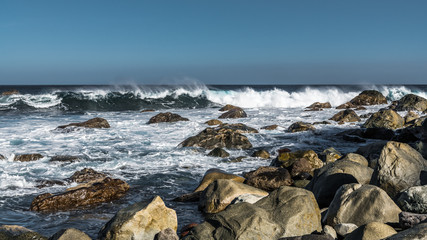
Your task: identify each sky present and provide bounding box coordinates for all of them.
[0,0,426,85]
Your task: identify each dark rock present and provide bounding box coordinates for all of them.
[179,223,198,238]
[57,117,110,129]
[48,228,91,240]
[49,155,81,162]
[30,177,129,212]
[148,112,189,124]
[140,109,155,113]
[35,180,66,188]
[251,149,270,159]
[397,185,427,214]
[398,211,427,229]
[336,102,356,109]
[363,109,404,130]
[68,168,108,183]
[14,154,44,162]
[218,108,247,119]
[273,149,324,170]
[363,127,395,140]
[204,119,222,126]
[319,147,342,164]
[0,154,4,160]
[0,225,47,240]
[360,113,373,118]
[261,124,279,130]
[219,104,239,111]
[394,94,427,112]
[172,191,202,202]
[288,158,313,179]
[307,102,332,109]
[244,166,293,191]
[356,141,388,168]
[288,122,315,133]
[394,127,422,143]
[349,90,388,106]
[355,106,367,110]
[421,170,427,185]
[207,148,230,158]
[313,121,331,125]
[154,228,179,240]
[343,134,366,143]
[218,123,258,133]
[384,222,427,240]
[278,234,334,240]
[329,109,361,123]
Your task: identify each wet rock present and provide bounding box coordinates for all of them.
[244,166,293,191]
[313,121,331,125]
[370,141,427,198]
[0,225,34,237]
[219,104,239,111]
[261,124,279,130]
[336,102,357,109]
[30,177,129,212]
[251,149,270,159]
[148,112,189,124]
[319,147,342,164]
[349,90,387,106]
[14,154,44,162]
[48,228,91,240]
[1,89,19,96]
[384,222,427,240]
[199,179,268,213]
[307,102,332,109]
[273,149,324,171]
[363,109,404,130]
[140,109,155,113]
[398,211,427,229]
[397,185,427,214]
[218,108,247,119]
[343,222,397,240]
[99,196,177,240]
[204,119,222,126]
[57,117,110,130]
[334,223,358,237]
[355,106,367,110]
[0,154,4,160]
[305,160,373,208]
[49,155,82,162]
[35,179,66,188]
[394,94,427,112]
[325,184,401,227]
[286,158,313,179]
[154,228,179,240]
[329,109,361,123]
[288,121,315,133]
[338,153,368,167]
[186,186,322,239]
[68,168,108,183]
[218,123,258,133]
[179,126,252,149]
[360,113,373,118]
[207,148,230,158]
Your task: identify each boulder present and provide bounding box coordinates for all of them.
[154,228,179,240]
[218,108,247,119]
[394,94,427,112]
[356,141,388,168]
[384,222,427,240]
[199,179,268,213]
[261,124,279,130]
[288,122,315,133]
[244,166,293,191]
[363,109,404,130]
[204,119,222,126]
[148,112,189,124]
[306,102,332,110]
[186,186,322,239]
[98,196,177,240]
[30,177,129,211]
[288,158,313,179]
[404,111,420,125]
[334,223,358,237]
[219,104,239,111]
[273,150,324,170]
[329,109,361,123]
[14,154,43,162]
[370,141,427,199]
[323,225,337,239]
[218,123,258,133]
[336,102,357,109]
[278,235,334,240]
[231,193,266,204]
[306,160,373,208]
[349,90,387,106]
[343,222,397,240]
[251,149,270,159]
[179,126,252,150]
[68,168,108,183]
[397,185,427,214]
[0,225,34,237]
[319,147,342,164]
[48,228,91,240]
[398,211,427,229]
[207,148,230,158]
[325,184,401,227]
[0,225,47,240]
[57,117,110,129]
[363,127,395,140]
[338,153,369,167]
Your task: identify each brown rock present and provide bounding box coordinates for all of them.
[330,109,361,122]
[394,94,427,112]
[148,112,189,124]
[251,149,270,159]
[49,228,91,240]
[349,90,388,106]
[68,168,108,183]
[343,222,397,240]
[140,109,155,113]
[218,108,247,119]
[207,148,230,158]
[338,153,369,167]
[14,154,44,162]
[404,111,420,125]
[288,158,313,178]
[273,149,324,170]
[57,117,110,130]
[179,223,198,238]
[154,228,179,240]
[1,89,19,96]
[336,102,356,109]
[244,166,293,191]
[218,123,258,133]
[399,211,427,229]
[30,177,129,212]
[194,169,245,193]
[261,124,279,130]
[363,109,404,130]
[219,104,239,111]
[205,119,222,126]
[49,155,81,162]
[288,122,315,133]
[307,102,332,109]
[179,126,252,149]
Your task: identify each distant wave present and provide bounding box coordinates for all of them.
[0,84,426,112]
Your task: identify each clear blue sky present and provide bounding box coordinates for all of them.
[1,0,426,85]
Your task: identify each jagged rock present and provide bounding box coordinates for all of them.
[57,117,110,129]
[218,108,247,119]
[48,228,91,240]
[207,148,230,158]
[219,104,239,111]
[186,186,322,239]
[30,177,129,211]
[363,109,404,130]
[251,149,270,159]
[68,168,108,183]
[370,141,427,198]
[98,196,177,240]
[49,155,82,162]
[319,147,342,164]
[336,102,357,109]
[305,160,373,208]
[306,102,332,110]
[273,150,324,170]
[199,179,268,213]
[261,124,279,130]
[397,185,427,214]
[14,154,43,162]
[148,112,189,124]
[325,184,401,227]
[338,153,368,167]
[244,166,293,191]
[154,228,179,240]
[179,125,252,149]
[349,90,387,106]
[384,222,427,240]
[288,122,315,133]
[343,222,397,240]
[329,109,361,123]
[204,119,222,126]
[404,111,420,125]
[334,223,358,237]
[398,211,427,229]
[394,94,427,112]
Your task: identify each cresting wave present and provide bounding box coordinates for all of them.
[1,85,426,112]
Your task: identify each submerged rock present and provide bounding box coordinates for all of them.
[207,148,230,158]
[57,117,110,130]
[148,112,189,124]
[251,149,270,159]
[218,108,247,119]
[288,121,315,133]
[261,124,279,130]
[1,89,19,96]
[14,154,44,162]
[204,119,222,126]
[49,155,82,163]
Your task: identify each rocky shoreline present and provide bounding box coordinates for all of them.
[1,89,427,239]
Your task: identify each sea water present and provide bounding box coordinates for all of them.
[0,84,426,238]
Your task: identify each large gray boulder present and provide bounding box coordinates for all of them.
[343,222,397,240]
[394,94,427,112]
[306,160,373,208]
[363,109,404,130]
[370,141,427,198]
[98,196,177,240]
[325,184,401,227]
[397,185,427,214]
[185,186,322,239]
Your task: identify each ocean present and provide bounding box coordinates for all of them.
[0,84,426,238]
